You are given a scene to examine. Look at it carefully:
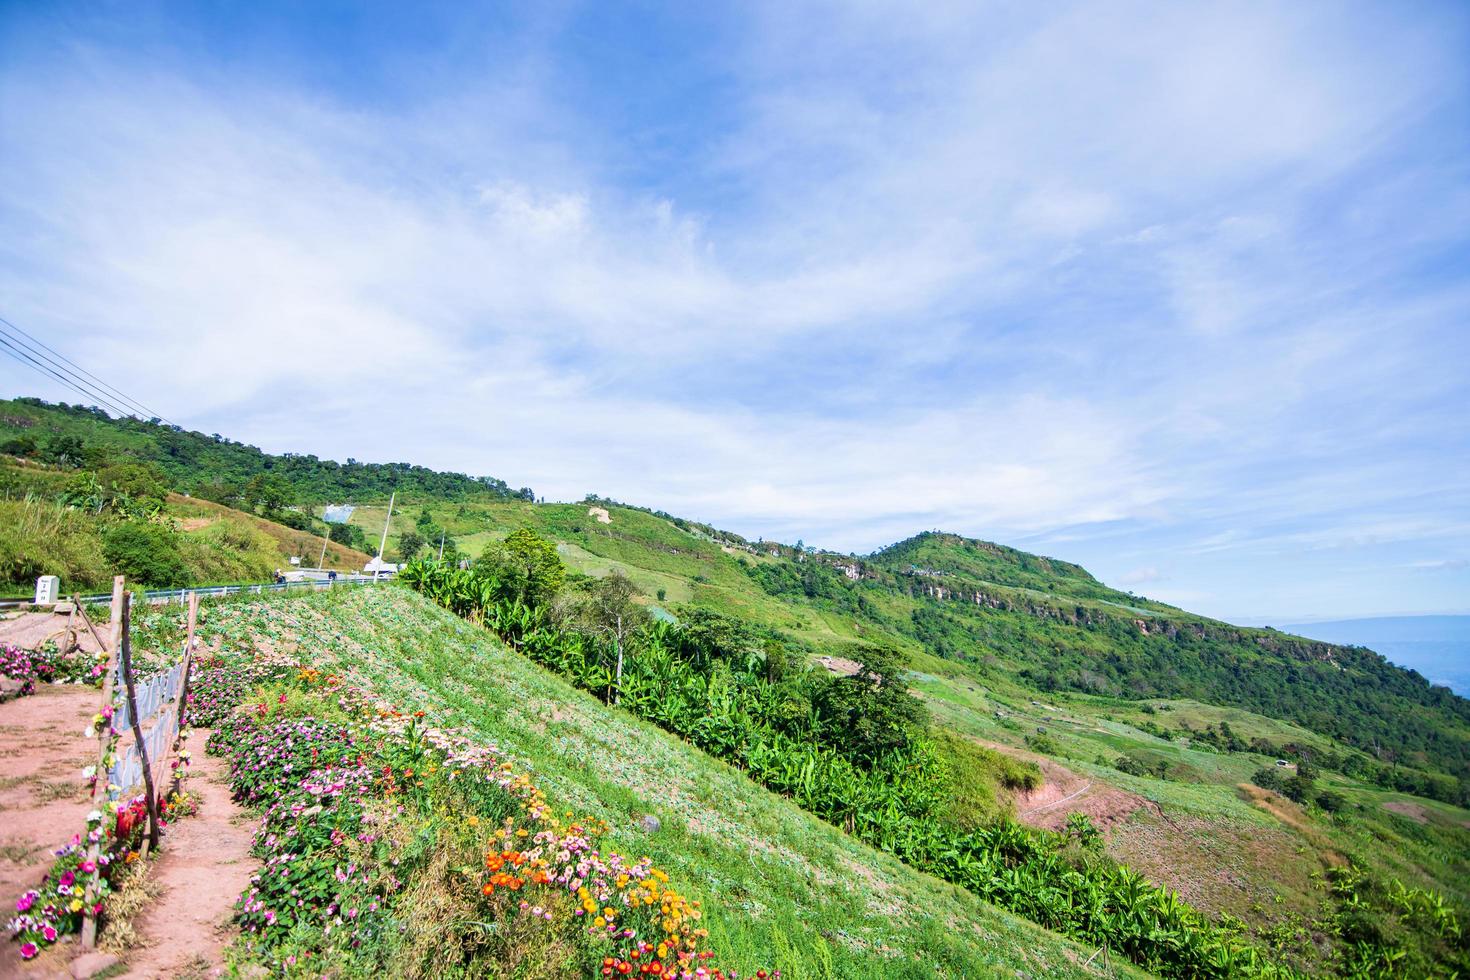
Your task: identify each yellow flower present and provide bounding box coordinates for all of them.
[70,899,83,912]
[593,916,606,928]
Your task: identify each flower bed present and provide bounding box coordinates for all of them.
[7,799,157,960]
[0,643,39,699]
[0,641,108,702]
[201,666,777,978]
[186,654,299,726]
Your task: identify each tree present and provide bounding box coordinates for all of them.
[242,473,289,515]
[579,571,647,704]
[675,608,762,671]
[397,530,426,562]
[329,522,368,551]
[0,434,37,457]
[97,462,170,514]
[813,646,925,765]
[478,529,565,607]
[43,434,85,465]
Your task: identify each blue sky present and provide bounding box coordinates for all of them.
[2,1,1467,622]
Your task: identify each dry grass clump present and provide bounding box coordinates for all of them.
[387,816,576,979]
[99,859,164,953]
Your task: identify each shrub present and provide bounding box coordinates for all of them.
[1026,732,1061,756]
[1281,773,1317,804]
[102,521,188,588]
[1252,767,1286,793]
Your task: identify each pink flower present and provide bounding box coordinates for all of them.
[79,861,96,873]
[20,943,38,959]
[42,925,57,942]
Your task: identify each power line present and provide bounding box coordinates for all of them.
[0,315,174,425]
[0,315,169,422]
[0,334,142,420]
[0,327,147,420]
[0,336,113,409]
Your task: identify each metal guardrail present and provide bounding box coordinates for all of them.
[0,574,386,610]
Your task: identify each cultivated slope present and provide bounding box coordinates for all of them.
[204,584,1137,979]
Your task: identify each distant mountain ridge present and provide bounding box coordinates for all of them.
[1285,616,1470,696]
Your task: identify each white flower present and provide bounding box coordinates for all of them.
[86,809,103,824]
[82,766,96,779]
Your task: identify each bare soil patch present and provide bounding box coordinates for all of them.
[1383,800,1430,824]
[0,613,107,657]
[0,685,101,979]
[816,655,862,677]
[0,687,100,897]
[984,740,1152,832]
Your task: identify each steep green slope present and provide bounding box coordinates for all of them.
[198,584,1137,979]
[369,497,1470,799]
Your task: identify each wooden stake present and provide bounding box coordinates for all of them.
[80,576,125,949]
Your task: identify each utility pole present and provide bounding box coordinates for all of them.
[375,491,395,579]
[317,510,331,570]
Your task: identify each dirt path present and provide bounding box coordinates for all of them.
[118,732,255,979]
[972,738,1153,832]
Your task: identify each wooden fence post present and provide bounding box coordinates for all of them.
[79,576,124,949]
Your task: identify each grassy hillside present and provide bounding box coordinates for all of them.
[0,461,371,595]
[176,584,1136,979]
[331,497,1470,797]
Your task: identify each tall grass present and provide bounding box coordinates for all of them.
[0,495,110,592]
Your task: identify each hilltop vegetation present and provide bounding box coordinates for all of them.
[0,397,532,506]
[0,454,369,594]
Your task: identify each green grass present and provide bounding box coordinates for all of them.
[195,584,1140,979]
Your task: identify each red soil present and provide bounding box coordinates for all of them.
[983,741,1154,832]
[117,731,257,979]
[0,684,103,979]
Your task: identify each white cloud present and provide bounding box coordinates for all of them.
[0,2,1466,620]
